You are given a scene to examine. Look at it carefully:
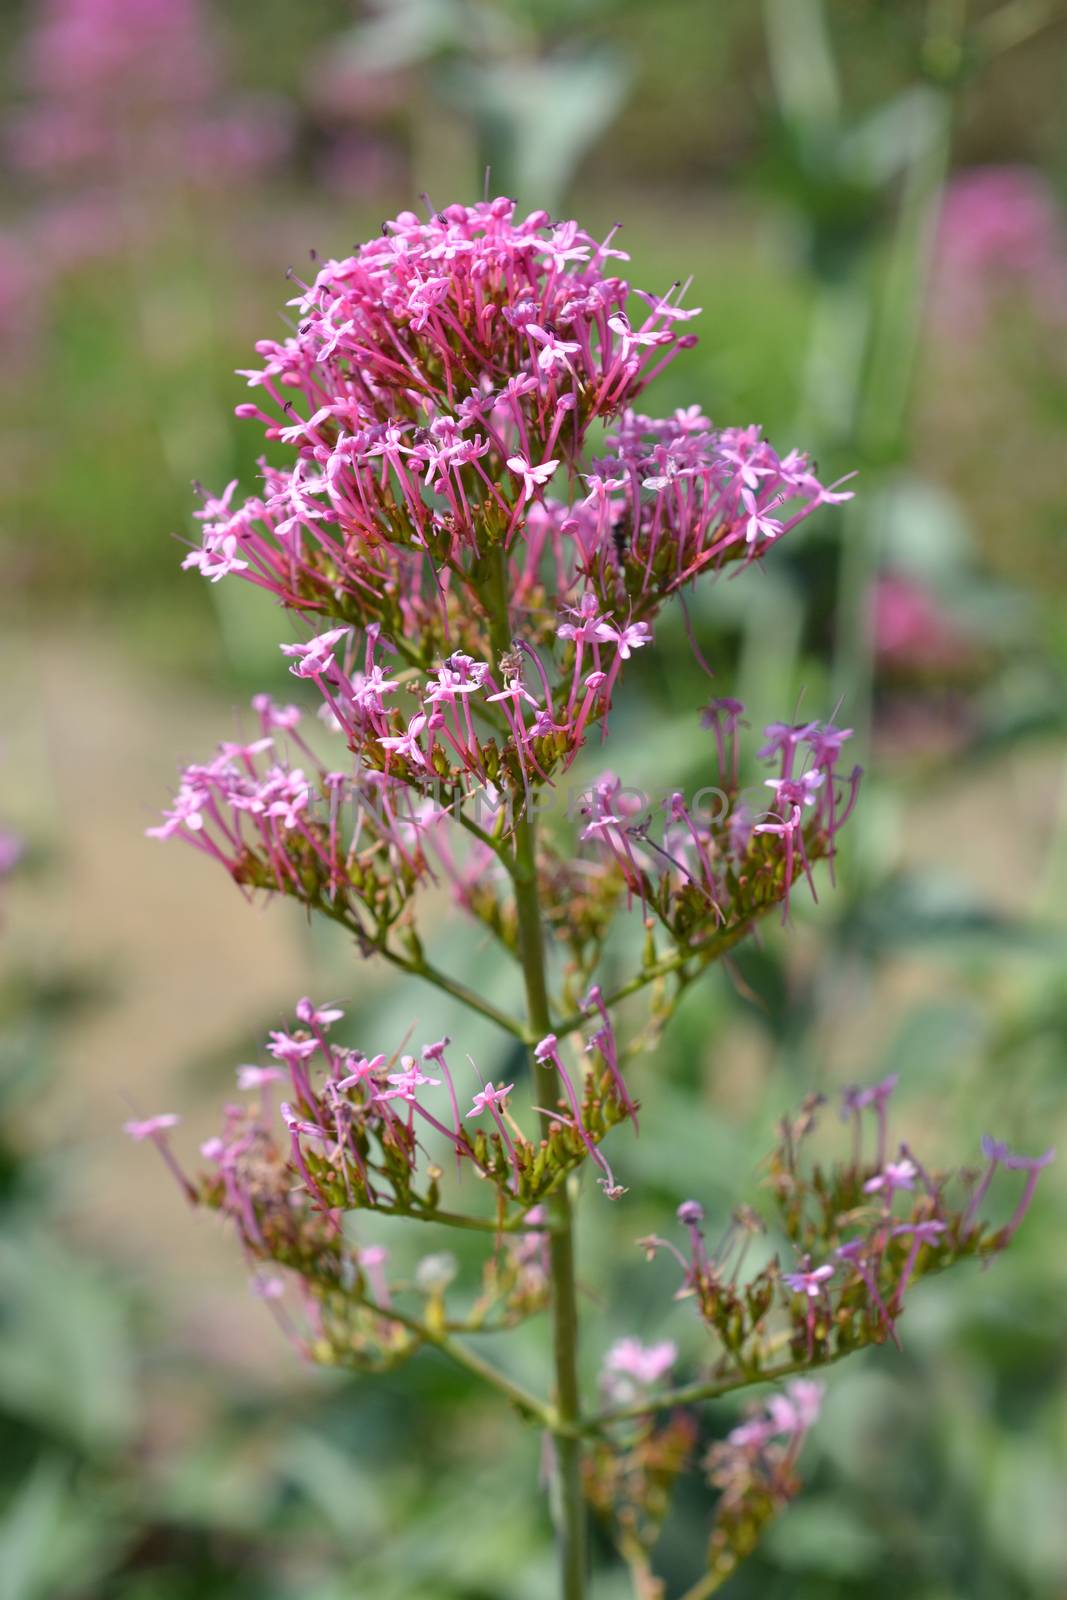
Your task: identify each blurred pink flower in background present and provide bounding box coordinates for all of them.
[934,165,1067,327]
[20,0,216,104]
[182,99,294,184]
[6,0,291,193]
[868,575,985,761]
[870,574,975,675]
[302,29,411,203]
[36,191,127,260]
[0,742,24,919]
[316,131,408,203]
[0,829,23,879]
[306,56,413,123]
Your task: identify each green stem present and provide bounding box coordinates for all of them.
[374,1203,547,1235]
[358,1293,554,1426]
[833,0,967,739]
[483,538,587,1599]
[514,807,588,1600]
[589,1241,979,1431]
[677,1567,729,1600]
[317,896,530,1040]
[763,0,841,130]
[452,802,516,868]
[377,943,531,1041]
[587,1346,854,1431]
[553,920,757,1041]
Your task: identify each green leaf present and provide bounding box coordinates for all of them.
[0,1231,136,1454]
[0,1457,69,1600]
[841,874,1056,957]
[330,1,479,74]
[763,1495,883,1576]
[441,50,631,209]
[0,1457,129,1600]
[281,1431,388,1548]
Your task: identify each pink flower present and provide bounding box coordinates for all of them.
[935,166,1067,326]
[468,1082,515,1116]
[236,1065,284,1090]
[280,1103,328,1139]
[123,1111,195,1204]
[526,324,581,375]
[963,1136,1056,1243]
[379,715,430,767]
[607,312,671,360]
[890,1219,948,1308]
[359,1244,391,1306]
[594,620,652,659]
[558,594,609,645]
[0,828,23,877]
[183,532,249,581]
[729,1380,823,1450]
[295,998,344,1029]
[251,694,302,732]
[280,627,351,679]
[777,1379,823,1432]
[870,573,974,674]
[539,222,592,270]
[741,488,784,545]
[485,679,539,709]
[534,1033,624,1197]
[378,1059,441,1103]
[864,1157,918,1198]
[603,1336,677,1389]
[507,454,560,502]
[335,1053,388,1091]
[762,771,823,813]
[123,1113,179,1141]
[266,1030,319,1063]
[782,1262,834,1298]
[145,781,208,839]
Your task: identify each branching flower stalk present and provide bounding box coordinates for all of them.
[136,198,1050,1599]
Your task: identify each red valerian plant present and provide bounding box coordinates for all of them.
[137,198,1051,1599]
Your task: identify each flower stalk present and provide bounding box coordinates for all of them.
[515,805,588,1599]
[484,526,587,1589]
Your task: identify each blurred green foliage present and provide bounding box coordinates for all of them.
[1,0,1066,1596]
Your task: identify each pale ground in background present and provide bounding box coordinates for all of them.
[2,625,317,1377]
[3,623,1064,1381]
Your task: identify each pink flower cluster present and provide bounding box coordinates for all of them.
[580,716,860,930]
[639,1076,1053,1371]
[127,996,636,1275]
[600,1337,677,1405]
[934,165,1067,328]
[8,0,290,186]
[871,574,975,675]
[182,200,851,654]
[146,694,442,921]
[703,1379,823,1586]
[4,0,291,310]
[151,200,861,994]
[150,680,860,959]
[723,1378,823,1453]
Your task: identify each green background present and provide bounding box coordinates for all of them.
[1,1,1065,1595]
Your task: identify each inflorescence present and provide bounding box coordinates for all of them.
[135,196,1051,1598]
